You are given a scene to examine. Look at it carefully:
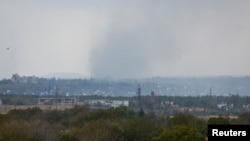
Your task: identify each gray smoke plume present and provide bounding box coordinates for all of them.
[89,1,250,78]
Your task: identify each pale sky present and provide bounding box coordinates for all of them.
[1,0,250,79]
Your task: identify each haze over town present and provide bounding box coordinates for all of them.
[1,0,250,79]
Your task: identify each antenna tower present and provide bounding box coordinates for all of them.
[137,84,142,109]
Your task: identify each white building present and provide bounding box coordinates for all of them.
[110,100,129,107]
[85,100,129,108]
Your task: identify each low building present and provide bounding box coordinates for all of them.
[38,97,78,105]
[84,100,129,108]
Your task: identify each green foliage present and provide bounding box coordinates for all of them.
[95,106,136,120]
[138,108,145,117]
[0,119,57,141]
[59,129,79,141]
[123,118,162,141]
[78,119,125,141]
[45,105,90,128]
[153,125,205,141]
[207,116,229,124]
[6,105,250,141]
[168,113,207,136]
[237,112,250,124]
[169,113,197,126]
[6,107,42,120]
[45,110,65,126]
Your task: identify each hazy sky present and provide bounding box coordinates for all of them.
[1,0,250,79]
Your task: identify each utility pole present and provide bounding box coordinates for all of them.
[227,93,231,123]
[150,91,155,113]
[137,83,144,116]
[137,84,142,109]
[55,84,59,110]
[209,88,212,97]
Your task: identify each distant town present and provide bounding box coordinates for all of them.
[1,73,250,96]
[0,73,250,116]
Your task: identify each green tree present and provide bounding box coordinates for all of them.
[0,119,57,141]
[153,125,205,141]
[168,113,207,136]
[76,119,125,141]
[123,118,161,141]
[5,107,42,120]
[207,116,229,125]
[59,129,79,141]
